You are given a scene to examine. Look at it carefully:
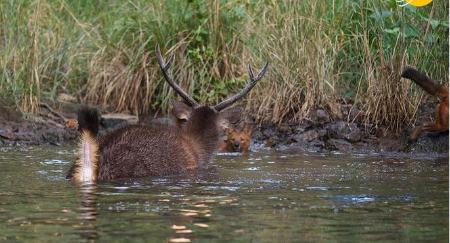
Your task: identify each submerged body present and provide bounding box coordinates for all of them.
[99,126,215,180]
[68,106,219,182]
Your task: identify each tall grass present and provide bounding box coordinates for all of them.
[243,1,343,124]
[0,0,448,133]
[337,0,449,131]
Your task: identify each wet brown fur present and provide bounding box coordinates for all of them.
[218,123,253,153]
[401,67,449,141]
[67,107,101,183]
[72,131,99,183]
[68,105,220,181]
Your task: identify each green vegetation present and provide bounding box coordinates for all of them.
[1,0,448,132]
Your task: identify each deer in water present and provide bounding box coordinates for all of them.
[67,45,268,183]
[401,67,448,141]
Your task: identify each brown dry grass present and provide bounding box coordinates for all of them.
[0,0,448,134]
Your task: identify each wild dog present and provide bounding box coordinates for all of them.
[218,118,253,153]
[401,67,449,141]
[67,45,268,183]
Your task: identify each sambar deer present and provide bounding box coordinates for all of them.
[401,67,449,141]
[67,45,268,183]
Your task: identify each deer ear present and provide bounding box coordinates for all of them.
[171,101,193,121]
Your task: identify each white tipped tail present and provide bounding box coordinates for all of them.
[73,131,99,183]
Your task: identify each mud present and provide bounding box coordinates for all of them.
[252,102,448,154]
[252,120,448,154]
[0,100,79,146]
[0,100,448,155]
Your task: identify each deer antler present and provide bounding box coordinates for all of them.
[214,62,269,111]
[155,45,199,107]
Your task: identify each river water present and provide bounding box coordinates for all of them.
[0,146,448,242]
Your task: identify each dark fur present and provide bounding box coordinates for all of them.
[66,107,100,180]
[401,67,442,97]
[67,106,220,181]
[66,162,77,180]
[67,46,267,181]
[77,107,100,136]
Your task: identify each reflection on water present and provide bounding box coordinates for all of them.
[77,184,98,241]
[0,146,448,242]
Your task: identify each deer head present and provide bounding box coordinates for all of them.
[156,45,268,137]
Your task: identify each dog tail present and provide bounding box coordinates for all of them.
[70,107,100,183]
[401,67,445,98]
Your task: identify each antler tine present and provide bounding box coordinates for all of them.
[155,45,198,107]
[214,62,269,112]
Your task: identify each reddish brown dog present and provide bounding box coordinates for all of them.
[218,122,253,153]
[401,67,448,141]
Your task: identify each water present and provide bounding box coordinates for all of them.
[0,146,448,242]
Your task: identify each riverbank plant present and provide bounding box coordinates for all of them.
[0,0,448,133]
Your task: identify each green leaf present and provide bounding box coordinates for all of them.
[383,27,400,34]
[403,4,417,13]
[430,19,440,29]
[403,25,420,38]
[424,33,436,44]
[344,90,355,99]
[369,10,392,21]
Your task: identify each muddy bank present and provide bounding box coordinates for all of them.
[253,102,448,154]
[0,100,448,155]
[252,120,448,154]
[0,101,79,146]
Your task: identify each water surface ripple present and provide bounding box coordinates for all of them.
[0,146,448,242]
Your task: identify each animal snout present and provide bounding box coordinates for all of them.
[233,141,241,151]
